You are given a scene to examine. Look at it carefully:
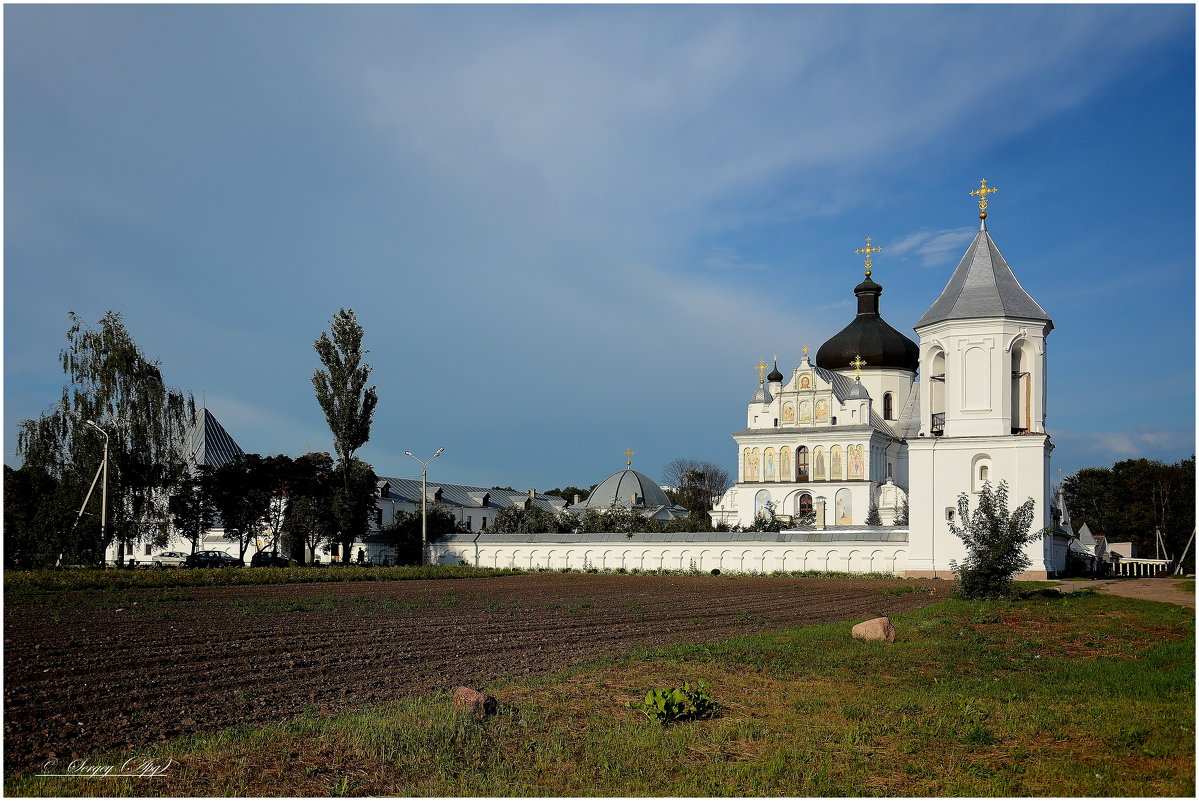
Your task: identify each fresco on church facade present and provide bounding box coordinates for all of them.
[780,447,792,482]
[849,445,864,479]
[830,445,842,480]
[815,400,828,421]
[754,490,771,519]
[746,448,760,481]
[813,447,825,480]
[764,448,776,482]
[799,374,811,389]
[835,489,852,525]
[782,402,795,422]
[800,401,812,421]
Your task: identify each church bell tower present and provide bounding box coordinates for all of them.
[906,180,1058,579]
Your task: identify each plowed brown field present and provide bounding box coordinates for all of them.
[4,573,951,771]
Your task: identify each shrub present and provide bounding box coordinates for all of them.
[949,481,1045,600]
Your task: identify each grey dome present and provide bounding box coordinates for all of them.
[585,469,672,509]
[846,381,871,400]
[750,383,773,404]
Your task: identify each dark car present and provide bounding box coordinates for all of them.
[185,550,244,568]
[250,551,292,568]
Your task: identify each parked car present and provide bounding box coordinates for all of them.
[249,551,293,568]
[184,550,244,568]
[151,551,189,568]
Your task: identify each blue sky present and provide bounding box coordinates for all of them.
[5,4,1195,493]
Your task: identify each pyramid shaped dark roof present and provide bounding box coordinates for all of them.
[186,408,246,469]
[915,221,1052,330]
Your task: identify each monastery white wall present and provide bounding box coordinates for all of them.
[431,532,910,575]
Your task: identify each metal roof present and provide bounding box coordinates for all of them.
[585,469,673,509]
[915,223,1052,330]
[377,476,567,514]
[437,527,909,545]
[186,408,245,469]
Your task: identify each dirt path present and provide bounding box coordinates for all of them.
[1055,577,1195,609]
[3,573,951,772]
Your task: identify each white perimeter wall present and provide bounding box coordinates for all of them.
[432,537,909,575]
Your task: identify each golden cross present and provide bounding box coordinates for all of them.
[854,236,883,277]
[970,178,998,218]
[802,345,809,357]
[755,359,768,383]
[624,447,634,468]
[850,354,867,381]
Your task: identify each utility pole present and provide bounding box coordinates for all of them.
[405,448,444,565]
[85,420,109,565]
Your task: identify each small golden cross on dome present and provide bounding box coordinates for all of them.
[854,236,883,277]
[970,178,998,218]
[624,447,634,468]
[802,345,809,357]
[850,354,867,380]
[755,359,768,383]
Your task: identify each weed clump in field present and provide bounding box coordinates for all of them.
[628,681,718,724]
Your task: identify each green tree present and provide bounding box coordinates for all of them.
[491,504,565,534]
[209,454,272,562]
[1063,456,1195,571]
[545,486,590,503]
[865,500,882,526]
[16,311,195,564]
[282,452,337,563]
[745,500,786,533]
[381,506,467,565]
[328,458,378,563]
[167,466,217,556]
[948,481,1043,600]
[312,309,380,562]
[4,464,76,568]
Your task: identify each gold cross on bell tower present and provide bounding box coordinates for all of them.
[854,236,883,278]
[624,448,634,469]
[754,359,768,384]
[970,178,998,219]
[850,354,867,381]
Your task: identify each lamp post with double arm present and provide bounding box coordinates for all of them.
[405,448,444,566]
[85,420,109,564]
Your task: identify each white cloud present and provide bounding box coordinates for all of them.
[703,248,766,272]
[888,228,978,268]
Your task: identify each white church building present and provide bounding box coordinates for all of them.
[437,183,1069,579]
[706,182,1067,579]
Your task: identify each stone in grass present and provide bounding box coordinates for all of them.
[452,686,498,715]
[851,616,896,643]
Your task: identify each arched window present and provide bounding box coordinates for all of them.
[799,493,813,516]
[971,454,992,493]
[883,392,893,420]
[796,446,809,481]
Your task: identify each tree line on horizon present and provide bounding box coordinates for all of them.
[5,308,380,568]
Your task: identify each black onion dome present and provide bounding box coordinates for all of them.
[816,275,919,373]
[766,360,784,382]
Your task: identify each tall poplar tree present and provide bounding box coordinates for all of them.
[16,311,196,564]
[312,308,379,562]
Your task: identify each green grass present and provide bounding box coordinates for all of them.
[5,590,1192,797]
[1175,580,1195,594]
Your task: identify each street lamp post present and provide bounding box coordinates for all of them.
[405,448,444,566]
[86,420,109,564]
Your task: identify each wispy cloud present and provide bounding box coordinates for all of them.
[1053,427,1196,466]
[888,228,977,268]
[703,247,766,271]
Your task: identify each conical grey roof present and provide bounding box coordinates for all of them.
[186,408,245,469]
[750,382,773,404]
[915,222,1052,330]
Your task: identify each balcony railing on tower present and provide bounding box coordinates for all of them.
[931,412,945,436]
